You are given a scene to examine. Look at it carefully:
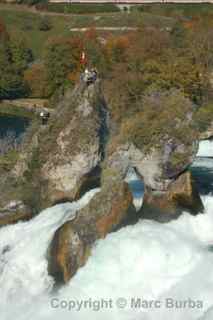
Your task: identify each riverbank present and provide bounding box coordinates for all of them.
[0,99,50,119]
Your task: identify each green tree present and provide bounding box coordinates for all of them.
[119,89,196,152]
[0,29,30,99]
[9,33,33,72]
[44,37,82,95]
[38,16,52,32]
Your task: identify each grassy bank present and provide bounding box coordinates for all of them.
[0,4,176,58]
[36,3,120,14]
[134,3,213,18]
[0,103,36,119]
[0,5,71,57]
[0,2,211,59]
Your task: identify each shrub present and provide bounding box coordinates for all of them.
[38,16,52,32]
[194,103,213,132]
[43,36,83,95]
[24,63,49,98]
[36,3,120,14]
[119,89,197,153]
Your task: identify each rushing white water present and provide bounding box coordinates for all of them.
[1,153,213,320]
[1,193,213,320]
[0,188,100,318]
[197,140,213,157]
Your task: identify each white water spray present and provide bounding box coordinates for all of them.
[0,144,213,320]
[197,140,213,158]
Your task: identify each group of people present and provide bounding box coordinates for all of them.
[80,51,98,84]
[39,111,50,125]
[82,68,98,85]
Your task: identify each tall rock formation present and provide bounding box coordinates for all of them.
[0,79,108,219]
[0,77,204,283]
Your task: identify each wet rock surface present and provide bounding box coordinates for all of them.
[0,80,108,219]
[48,179,137,283]
[0,78,204,283]
[140,171,204,223]
[0,200,32,227]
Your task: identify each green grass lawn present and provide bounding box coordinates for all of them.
[0,3,211,59]
[134,3,213,17]
[0,4,175,58]
[0,103,35,119]
[0,7,71,57]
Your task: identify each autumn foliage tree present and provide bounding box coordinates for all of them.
[24,63,49,98]
[0,19,8,42]
[0,21,33,99]
[82,28,105,71]
[44,36,83,95]
[104,34,130,66]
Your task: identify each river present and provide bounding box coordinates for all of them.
[0,141,213,320]
[0,114,30,139]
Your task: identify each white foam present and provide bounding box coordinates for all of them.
[191,156,213,168]
[1,188,213,319]
[197,140,213,158]
[199,307,213,320]
[0,188,100,313]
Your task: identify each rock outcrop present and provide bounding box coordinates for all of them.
[0,76,204,286]
[199,122,213,140]
[0,200,32,227]
[37,80,108,207]
[48,178,137,283]
[106,139,198,192]
[48,221,90,283]
[0,79,108,220]
[106,89,199,191]
[140,171,204,222]
[0,78,201,223]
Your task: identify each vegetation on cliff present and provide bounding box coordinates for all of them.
[0,4,212,222]
[118,89,197,152]
[0,4,211,290]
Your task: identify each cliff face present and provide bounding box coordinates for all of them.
[106,89,199,192]
[105,139,198,192]
[0,78,202,227]
[199,122,213,140]
[140,171,204,223]
[0,80,108,222]
[38,81,108,207]
[0,77,204,284]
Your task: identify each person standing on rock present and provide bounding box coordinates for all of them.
[80,51,98,85]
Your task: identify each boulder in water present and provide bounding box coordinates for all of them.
[140,171,204,222]
[48,179,137,283]
[48,222,90,284]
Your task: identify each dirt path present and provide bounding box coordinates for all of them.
[0,98,52,115]
[70,26,138,31]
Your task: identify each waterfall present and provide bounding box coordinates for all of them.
[197,140,213,158]
[0,161,213,320]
